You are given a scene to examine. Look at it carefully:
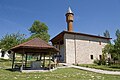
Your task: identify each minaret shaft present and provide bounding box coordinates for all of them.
[67,21,73,32]
[65,7,74,32]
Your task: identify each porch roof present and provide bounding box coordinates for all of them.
[11,38,59,54]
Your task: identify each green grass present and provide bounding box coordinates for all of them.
[0,58,12,68]
[1,67,120,80]
[1,59,120,80]
[79,64,120,71]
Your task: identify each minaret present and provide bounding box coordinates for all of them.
[65,7,74,32]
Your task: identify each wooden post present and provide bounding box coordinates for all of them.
[12,52,15,70]
[40,54,42,61]
[49,52,51,64]
[43,53,45,68]
[21,53,24,71]
[49,52,51,69]
[37,56,38,61]
[25,53,27,68]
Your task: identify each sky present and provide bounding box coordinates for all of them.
[0,0,120,42]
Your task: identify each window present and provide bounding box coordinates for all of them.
[90,55,93,60]
[99,55,102,60]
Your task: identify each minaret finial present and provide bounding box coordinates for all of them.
[67,7,73,13]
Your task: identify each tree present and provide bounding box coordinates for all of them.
[114,29,120,52]
[102,44,114,55]
[0,32,25,51]
[28,20,50,42]
[114,29,120,61]
[103,30,111,43]
[104,30,110,38]
[102,29,120,64]
[115,29,120,38]
[103,30,111,44]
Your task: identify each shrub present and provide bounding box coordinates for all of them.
[94,59,100,65]
[94,58,106,65]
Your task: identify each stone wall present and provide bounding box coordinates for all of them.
[64,34,75,64]
[64,33,109,64]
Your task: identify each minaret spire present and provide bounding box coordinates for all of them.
[67,7,73,13]
[65,7,74,32]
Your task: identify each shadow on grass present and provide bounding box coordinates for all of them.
[0,59,11,62]
[5,68,20,72]
[109,66,120,69]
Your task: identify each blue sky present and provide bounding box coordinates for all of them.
[0,0,120,41]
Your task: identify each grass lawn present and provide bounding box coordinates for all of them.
[1,68,120,80]
[1,59,120,80]
[79,64,120,71]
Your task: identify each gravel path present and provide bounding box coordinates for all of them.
[70,65,120,75]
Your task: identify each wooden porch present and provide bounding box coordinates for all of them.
[10,38,59,72]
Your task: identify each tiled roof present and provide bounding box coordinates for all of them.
[11,38,59,52]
